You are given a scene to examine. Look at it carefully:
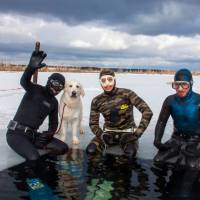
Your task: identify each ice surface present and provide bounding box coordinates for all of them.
[0,71,199,171]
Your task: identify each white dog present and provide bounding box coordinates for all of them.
[57,80,85,144]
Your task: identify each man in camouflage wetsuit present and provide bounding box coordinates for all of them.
[86,69,153,157]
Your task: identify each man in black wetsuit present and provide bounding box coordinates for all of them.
[6,48,68,169]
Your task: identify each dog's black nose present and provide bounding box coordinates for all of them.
[72,91,77,97]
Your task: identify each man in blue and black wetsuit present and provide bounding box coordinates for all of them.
[154,68,200,169]
[6,48,68,171]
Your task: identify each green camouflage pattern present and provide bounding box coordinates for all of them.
[89,88,153,138]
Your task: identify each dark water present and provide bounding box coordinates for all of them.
[0,149,200,200]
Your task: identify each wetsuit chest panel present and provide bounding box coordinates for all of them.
[29,89,52,117]
[98,91,133,129]
[100,96,129,118]
[14,86,55,128]
[171,94,200,133]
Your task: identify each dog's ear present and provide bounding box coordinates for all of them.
[80,84,85,97]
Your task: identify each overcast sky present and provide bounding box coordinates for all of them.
[0,0,200,69]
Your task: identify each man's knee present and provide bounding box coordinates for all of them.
[59,143,69,154]
[27,152,40,161]
[51,142,68,155]
[86,142,99,155]
[122,142,138,157]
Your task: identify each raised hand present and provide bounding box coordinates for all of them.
[28,50,47,69]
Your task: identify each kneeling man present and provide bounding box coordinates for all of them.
[86,69,153,157]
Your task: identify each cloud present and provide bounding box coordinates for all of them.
[0,0,200,35]
[0,13,130,51]
[0,0,200,69]
[70,40,93,48]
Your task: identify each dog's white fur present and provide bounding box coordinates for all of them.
[57,80,85,144]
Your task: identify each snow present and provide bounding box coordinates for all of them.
[0,71,200,171]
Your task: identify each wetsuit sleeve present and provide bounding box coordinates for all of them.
[89,98,103,137]
[154,97,171,143]
[48,101,59,134]
[129,91,153,134]
[20,66,36,91]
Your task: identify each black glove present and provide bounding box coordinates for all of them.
[101,132,113,145]
[154,139,162,149]
[133,128,143,139]
[37,131,53,144]
[28,50,47,69]
[120,132,138,147]
[154,139,176,151]
[181,143,200,157]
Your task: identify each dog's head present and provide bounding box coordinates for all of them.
[64,80,85,98]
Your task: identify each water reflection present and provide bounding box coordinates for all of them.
[45,145,85,199]
[6,159,61,200]
[3,149,200,199]
[85,154,150,199]
[152,164,200,200]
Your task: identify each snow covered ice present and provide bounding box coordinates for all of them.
[0,71,200,171]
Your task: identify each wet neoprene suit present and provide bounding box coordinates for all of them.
[6,66,68,161]
[155,90,200,138]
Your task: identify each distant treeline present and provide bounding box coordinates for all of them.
[1,63,200,75]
